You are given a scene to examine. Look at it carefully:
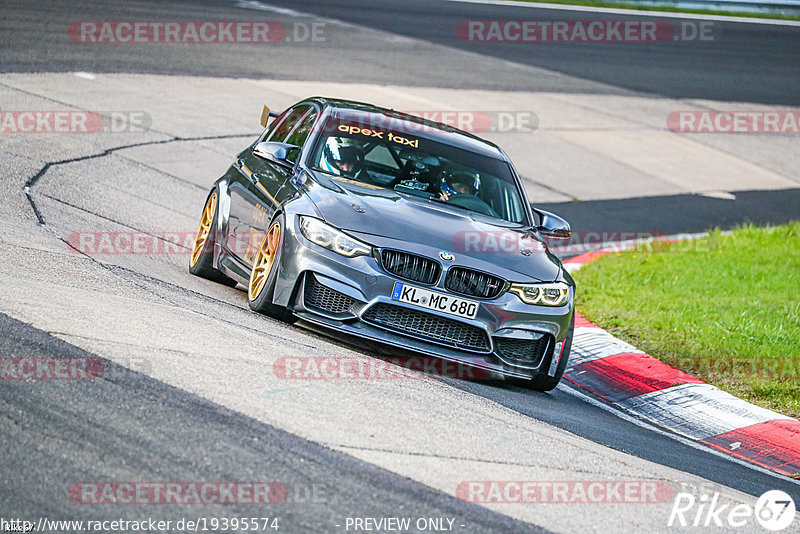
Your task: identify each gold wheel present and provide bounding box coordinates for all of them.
[248,221,281,302]
[190,193,217,268]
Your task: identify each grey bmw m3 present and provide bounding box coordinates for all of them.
[190,97,575,390]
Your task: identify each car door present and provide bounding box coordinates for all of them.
[229,104,318,265]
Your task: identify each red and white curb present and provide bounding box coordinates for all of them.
[562,249,800,477]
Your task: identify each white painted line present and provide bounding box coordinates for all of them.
[446,0,800,26]
[619,383,791,440]
[558,382,800,486]
[231,0,314,17]
[73,72,96,80]
[700,190,737,200]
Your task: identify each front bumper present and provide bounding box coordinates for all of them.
[273,215,574,379]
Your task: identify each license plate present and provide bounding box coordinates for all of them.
[391,282,479,320]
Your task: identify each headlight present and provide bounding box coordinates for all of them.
[299,216,371,258]
[509,282,570,306]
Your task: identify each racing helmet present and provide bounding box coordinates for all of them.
[440,170,480,196]
[321,138,365,179]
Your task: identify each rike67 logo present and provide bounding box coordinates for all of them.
[668,489,796,531]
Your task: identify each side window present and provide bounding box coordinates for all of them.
[284,110,318,154]
[259,110,287,142]
[259,114,279,142]
[266,105,310,142]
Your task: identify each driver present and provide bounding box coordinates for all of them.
[321,138,370,181]
[439,171,480,201]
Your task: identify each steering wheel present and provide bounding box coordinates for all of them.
[446,194,499,218]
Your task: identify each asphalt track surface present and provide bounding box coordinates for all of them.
[539,188,800,236]
[2,0,800,532]
[3,0,800,104]
[0,313,538,533]
[256,0,800,106]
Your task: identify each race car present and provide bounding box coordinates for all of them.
[189,97,575,390]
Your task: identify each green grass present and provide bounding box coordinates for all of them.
[574,222,800,418]
[512,0,800,21]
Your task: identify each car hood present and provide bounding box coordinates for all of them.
[303,171,562,283]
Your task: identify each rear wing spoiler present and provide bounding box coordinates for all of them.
[260,105,281,127]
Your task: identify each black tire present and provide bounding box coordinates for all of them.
[189,189,238,287]
[511,313,575,392]
[247,212,297,324]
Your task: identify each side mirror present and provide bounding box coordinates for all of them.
[253,141,299,168]
[533,208,571,239]
[260,105,280,127]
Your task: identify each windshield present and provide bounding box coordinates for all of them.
[309,115,528,224]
